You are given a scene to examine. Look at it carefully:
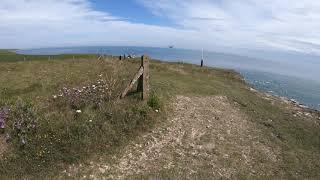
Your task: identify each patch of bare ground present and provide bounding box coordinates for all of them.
[63,95,283,179]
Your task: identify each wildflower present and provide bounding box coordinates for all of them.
[76,110,82,113]
[0,119,5,129]
[21,138,26,146]
[53,95,57,99]
[0,107,10,129]
[5,133,10,142]
[155,109,159,113]
[89,119,93,122]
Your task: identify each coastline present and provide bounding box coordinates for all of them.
[249,86,320,121]
[4,48,320,112]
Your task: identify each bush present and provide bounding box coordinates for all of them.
[6,100,38,147]
[148,92,161,110]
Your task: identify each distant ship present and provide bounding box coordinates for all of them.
[169,45,174,49]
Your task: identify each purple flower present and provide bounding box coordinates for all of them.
[0,107,10,129]
[0,119,4,129]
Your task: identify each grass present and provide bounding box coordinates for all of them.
[0,49,98,62]
[0,50,319,178]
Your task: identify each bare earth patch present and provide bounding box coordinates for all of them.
[64,95,283,179]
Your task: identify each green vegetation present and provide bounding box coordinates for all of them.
[0,49,97,62]
[0,50,319,178]
[0,49,17,55]
[147,92,161,110]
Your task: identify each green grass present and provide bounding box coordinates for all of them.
[0,49,17,55]
[0,49,101,62]
[0,51,319,178]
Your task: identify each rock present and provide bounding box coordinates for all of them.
[250,88,257,92]
[99,167,106,174]
[290,99,297,103]
[299,104,309,109]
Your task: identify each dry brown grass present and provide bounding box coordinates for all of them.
[0,135,9,159]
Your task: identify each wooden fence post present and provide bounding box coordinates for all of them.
[121,55,150,100]
[141,55,149,100]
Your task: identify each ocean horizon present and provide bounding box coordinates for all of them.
[17,46,320,110]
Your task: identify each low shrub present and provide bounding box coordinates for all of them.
[5,100,38,147]
[148,92,161,110]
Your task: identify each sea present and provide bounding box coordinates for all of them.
[16,46,320,110]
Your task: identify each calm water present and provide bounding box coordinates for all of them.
[17,46,320,110]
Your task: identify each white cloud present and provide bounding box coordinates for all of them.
[138,0,320,54]
[1,0,320,55]
[0,0,200,49]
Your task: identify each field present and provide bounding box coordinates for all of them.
[0,50,319,179]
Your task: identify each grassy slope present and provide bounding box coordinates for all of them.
[0,50,319,178]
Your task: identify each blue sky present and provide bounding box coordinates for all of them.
[1,0,320,56]
[90,0,172,26]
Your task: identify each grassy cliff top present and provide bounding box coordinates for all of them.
[0,52,319,178]
[0,49,17,55]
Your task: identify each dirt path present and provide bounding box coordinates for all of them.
[64,95,283,179]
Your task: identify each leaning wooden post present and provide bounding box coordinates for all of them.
[121,55,150,100]
[120,66,144,99]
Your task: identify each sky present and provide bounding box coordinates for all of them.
[1,0,320,56]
